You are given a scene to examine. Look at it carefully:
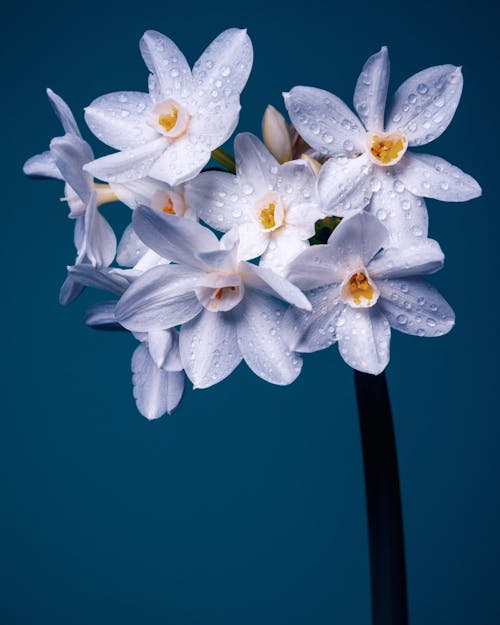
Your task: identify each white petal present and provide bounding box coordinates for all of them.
[282,285,343,353]
[336,306,391,374]
[236,221,269,261]
[23,150,62,180]
[59,274,85,306]
[259,232,309,276]
[377,277,454,337]
[47,88,81,137]
[242,262,311,310]
[132,343,185,420]
[81,192,117,267]
[262,104,293,163]
[84,301,121,330]
[234,133,279,196]
[110,177,171,209]
[369,174,429,245]
[353,46,390,132]
[117,224,149,267]
[140,30,193,103]
[286,243,343,291]
[275,159,318,213]
[68,265,131,295]
[84,138,168,183]
[132,207,219,267]
[179,308,241,388]
[84,91,158,151]
[115,264,203,332]
[148,138,211,186]
[50,134,94,203]
[236,292,303,385]
[147,329,174,368]
[386,65,463,145]
[317,154,373,216]
[185,170,249,232]
[283,86,365,156]
[369,239,444,279]
[394,152,481,202]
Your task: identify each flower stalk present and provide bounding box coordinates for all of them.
[211,147,237,174]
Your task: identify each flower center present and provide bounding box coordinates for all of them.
[158,108,178,133]
[162,197,176,214]
[260,203,276,229]
[151,99,190,139]
[253,191,285,232]
[367,132,408,166]
[341,271,379,308]
[151,189,187,217]
[195,275,244,312]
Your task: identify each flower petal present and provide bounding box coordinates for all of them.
[117,224,149,267]
[179,308,241,388]
[23,150,62,180]
[81,192,117,267]
[369,239,444,279]
[259,232,309,276]
[317,154,373,216]
[353,46,390,133]
[147,138,211,186]
[110,177,171,210]
[377,277,455,337]
[47,88,82,137]
[262,104,293,163]
[275,159,318,212]
[234,132,279,196]
[115,264,203,332]
[147,329,174,368]
[386,65,463,145]
[84,301,123,330]
[185,170,248,232]
[50,134,93,203]
[59,274,85,306]
[236,221,269,261]
[132,206,219,267]
[236,292,303,385]
[68,265,131,295]
[283,86,365,156]
[336,306,391,374]
[282,285,343,353]
[84,91,158,151]
[394,152,481,201]
[84,138,168,183]
[132,343,185,420]
[242,262,311,310]
[140,30,193,103]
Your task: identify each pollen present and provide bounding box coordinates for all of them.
[162,197,176,214]
[260,203,276,229]
[348,272,374,306]
[370,133,406,165]
[158,108,178,132]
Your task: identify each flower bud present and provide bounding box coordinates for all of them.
[262,105,293,163]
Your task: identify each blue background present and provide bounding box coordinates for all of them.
[2,0,498,623]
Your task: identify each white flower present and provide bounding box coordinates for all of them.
[115,206,311,388]
[282,212,455,375]
[70,262,184,420]
[284,47,481,234]
[83,29,253,187]
[185,133,323,275]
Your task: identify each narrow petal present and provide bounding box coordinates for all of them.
[110,177,171,209]
[259,232,309,276]
[283,86,365,156]
[132,206,219,267]
[185,170,249,232]
[140,30,193,103]
[117,223,149,267]
[147,329,174,368]
[317,154,373,216]
[47,88,81,137]
[59,274,85,306]
[369,174,429,245]
[147,138,211,186]
[115,264,203,332]
[83,138,168,183]
[50,134,94,203]
[81,193,117,267]
[275,159,318,212]
[84,91,158,151]
[282,285,343,353]
[377,277,455,337]
[84,301,123,331]
[336,306,391,374]
[234,133,279,196]
[68,265,131,295]
[236,292,303,385]
[369,239,444,279]
[394,152,481,201]
[386,65,463,145]
[179,309,241,388]
[237,221,269,261]
[242,262,311,310]
[132,344,185,420]
[23,150,62,180]
[353,46,390,132]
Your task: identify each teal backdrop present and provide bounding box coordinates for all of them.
[2,1,498,623]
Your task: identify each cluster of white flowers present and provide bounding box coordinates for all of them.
[24,29,481,420]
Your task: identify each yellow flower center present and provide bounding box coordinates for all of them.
[260,203,276,230]
[161,197,176,215]
[158,108,179,132]
[348,272,374,306]
[370,133,407,165]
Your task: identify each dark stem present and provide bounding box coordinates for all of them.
[354,371,409,625]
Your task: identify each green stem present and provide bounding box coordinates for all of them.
[211,148,236,174]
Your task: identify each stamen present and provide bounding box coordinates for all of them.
[158,108,178,132]
[162,197,176,214]
[348,272,374,306]
[370,133,406,165]
[260,203,276,229]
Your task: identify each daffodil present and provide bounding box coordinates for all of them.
[83,29,253,187]
[283,212,454,374]
[115,206,311,388]
[185,133,322,275]
[284,47,481,223]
